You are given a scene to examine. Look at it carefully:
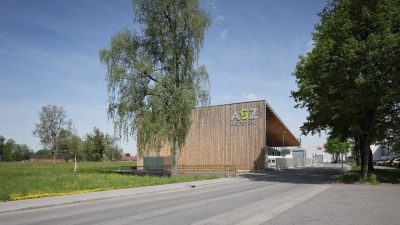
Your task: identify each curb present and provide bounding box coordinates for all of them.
[0,177,239,215]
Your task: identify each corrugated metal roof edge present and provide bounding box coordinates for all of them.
[195,100,266,109]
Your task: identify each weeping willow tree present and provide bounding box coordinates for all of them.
[99,0,211,175]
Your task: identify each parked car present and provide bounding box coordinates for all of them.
[383,158,396,167]
[391,158,400,167]
[376,160,384,166]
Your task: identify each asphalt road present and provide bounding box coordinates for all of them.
[1,165,399,225]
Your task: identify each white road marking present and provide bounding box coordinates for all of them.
[191,184,330,225]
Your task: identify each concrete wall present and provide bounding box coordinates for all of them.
[143,157,171,170]
[276,158,317,169]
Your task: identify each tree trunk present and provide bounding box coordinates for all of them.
[171,141,179,176]
[360,134,371,178]
[100,149,104,162]
[368,149,374,171]
[53,145,57,165]
[354,136,360,166]
[74,154,79,172]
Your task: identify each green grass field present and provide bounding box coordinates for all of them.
[0,162,216,201]
[336,162,400,184]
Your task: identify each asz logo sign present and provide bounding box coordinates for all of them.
[231,107,258,126]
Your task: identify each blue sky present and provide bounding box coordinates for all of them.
[0,0,328,156]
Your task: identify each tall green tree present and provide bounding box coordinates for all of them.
[324,137,350,163]
[292,0,400,177]
[82,127,122,161]
[0,138,31,161]
[100,0,211,175]
[12,144,31,161]
[83,127,107,161]
[67,134,83,162]
[104,137,123,161]
[33,105,71,157]
[57,128,83,162]
[0,135,5,161]
[2,139,15,161]
[35,149,51,155]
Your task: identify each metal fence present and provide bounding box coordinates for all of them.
[118,165,237,177]
[177,165,237,177]
[276,158,318,170]
[117,165,171,176]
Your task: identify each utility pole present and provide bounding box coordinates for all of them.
[282,131,286,149]
[299,134,302,148]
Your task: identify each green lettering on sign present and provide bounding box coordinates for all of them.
[240,109,249,120]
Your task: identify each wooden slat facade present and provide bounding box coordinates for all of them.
[137,100,299,170]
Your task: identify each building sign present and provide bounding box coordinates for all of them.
[231,107,258,126]
[315,146,324,157]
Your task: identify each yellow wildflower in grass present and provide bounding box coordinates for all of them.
[1,162,215,201]
[10,188,105,201]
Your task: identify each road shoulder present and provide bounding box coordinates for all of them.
[0,177,237,214]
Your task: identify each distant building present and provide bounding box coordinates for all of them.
[371,145,400,161]
[120,153,136,162]
[137,100,300,170]
[29,154,65,163]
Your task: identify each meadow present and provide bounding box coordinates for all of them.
[0,161,216,201]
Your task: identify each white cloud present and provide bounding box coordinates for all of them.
[242,92,258,101]
[208,0,217,12]
[215,15,224,22]
[218,29,228,41]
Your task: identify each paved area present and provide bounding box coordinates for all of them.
[0,178,235,214]
[374,165,398,170]
[266,184,400,225]
[1,164,399,225]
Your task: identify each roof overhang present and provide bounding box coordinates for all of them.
[266,101,300,147]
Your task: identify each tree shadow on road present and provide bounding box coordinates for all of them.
[238,166,343,184]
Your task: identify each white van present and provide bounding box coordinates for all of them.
[265,155,283,169]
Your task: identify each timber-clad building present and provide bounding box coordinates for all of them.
[137,100,300,170]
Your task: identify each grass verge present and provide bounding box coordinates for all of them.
[335,162,400,184]
[0,162,217,201]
